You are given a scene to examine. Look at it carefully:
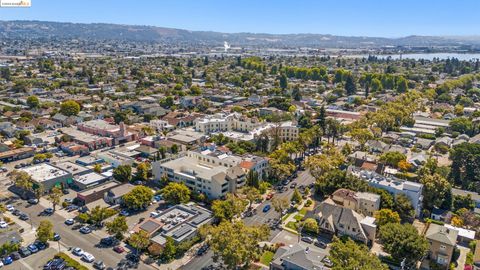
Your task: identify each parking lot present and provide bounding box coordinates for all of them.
[3,246,58,270]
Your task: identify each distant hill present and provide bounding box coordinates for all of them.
[1,20,480,48]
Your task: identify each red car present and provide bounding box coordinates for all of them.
[113,246,125,253]
[266,193,274,200]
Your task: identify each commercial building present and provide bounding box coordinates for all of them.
[76,181,121,205]
[104,183,135,205]
[134,203,212,250]
[194,113,262,134]
[21,163,73,191]
[0,147,35,163]
[77,120,138,145]
[60,127,112,150]
[73,172,108,190]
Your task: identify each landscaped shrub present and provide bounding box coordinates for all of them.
[55,252,89,270]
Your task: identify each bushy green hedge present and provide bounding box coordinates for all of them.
[54,252,89,270]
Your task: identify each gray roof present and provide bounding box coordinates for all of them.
[426,223,458,246]
[272,243,326,270]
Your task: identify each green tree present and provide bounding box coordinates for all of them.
[394,194,415,222]
[10,170,33,197]
[89,206,117,227]
[279,74,288,90]
[106,216,128,239]
[60,100,80,116]
[161,182,191,204]
[27,95,40,108]
[123,186,153,210]
[271,197,290,219]
[161,236,176,262]
[240,186,261,209]
[345,73,357,95]
[211,194,247,221]
[202,221,269,270]
[93,164,102,173]
[420,173,452,211]
[302,218,319,234]
[396,76,408,93]
[113,165,132,183]
[128,230,151,253]
[47,187,63,211]
[329,237,388,270]
[379,223,429,265]
[135,162,150,182]
[449,117,473,135]
[373,209,400,227]
[291,188,302,204]
[379,151,406,167]
[36,220,54,243]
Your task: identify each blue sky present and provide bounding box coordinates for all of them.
[0,0,478,37]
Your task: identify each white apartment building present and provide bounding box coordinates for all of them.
[149,119,175,132]
[348,166,423,217]
[194,113,263,134]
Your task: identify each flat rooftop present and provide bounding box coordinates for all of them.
[161,156,228,180]
[54,161,91,175]
[74,172,106,186]
[21,163,70,183]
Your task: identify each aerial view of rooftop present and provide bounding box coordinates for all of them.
[0,0,480,269]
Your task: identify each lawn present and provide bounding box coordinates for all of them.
[293,214,303,221]
[259,251,274,265]
[298,207,308,216]
[286,221,298,231]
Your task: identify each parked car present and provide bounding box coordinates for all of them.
[81,252,95,263]
[93,260,106,269]
[44,258,65,270]
[64,219,74,225]
[28,244,39,253]
[119,209,130,216]
[301,236,314,244]
[64,198,74,203]
[113,246,125,253]
[126,253,140,263]
[5,205,14,212]
[34,241,47,250]
[62,189,69,195]
[149,211,159,218]
[266,193,274,200]
[0,221,8,229]
[53,233,61,241]
[314,239,327,249]
[9,252,20,261]
[19,214,29,221]
[2,256,12,265]
[290,182,297,189]
[44,208,54,215]
[19,247,31,257]
[262,205,271,213]
[79,226,91,234]
[197,244,209,256]
[12,209,20,216]
[72,247,84,256]
[65,205,78,212]
[28,198,39,204]
[100,237,117,247]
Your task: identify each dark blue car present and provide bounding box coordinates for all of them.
[263,205,271,212]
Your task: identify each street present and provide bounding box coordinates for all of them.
[181,170,316,270]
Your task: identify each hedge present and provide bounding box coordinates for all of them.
[54,252,89,270]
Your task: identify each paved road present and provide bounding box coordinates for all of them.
[181,170,315,270]
[11,199,154,270]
